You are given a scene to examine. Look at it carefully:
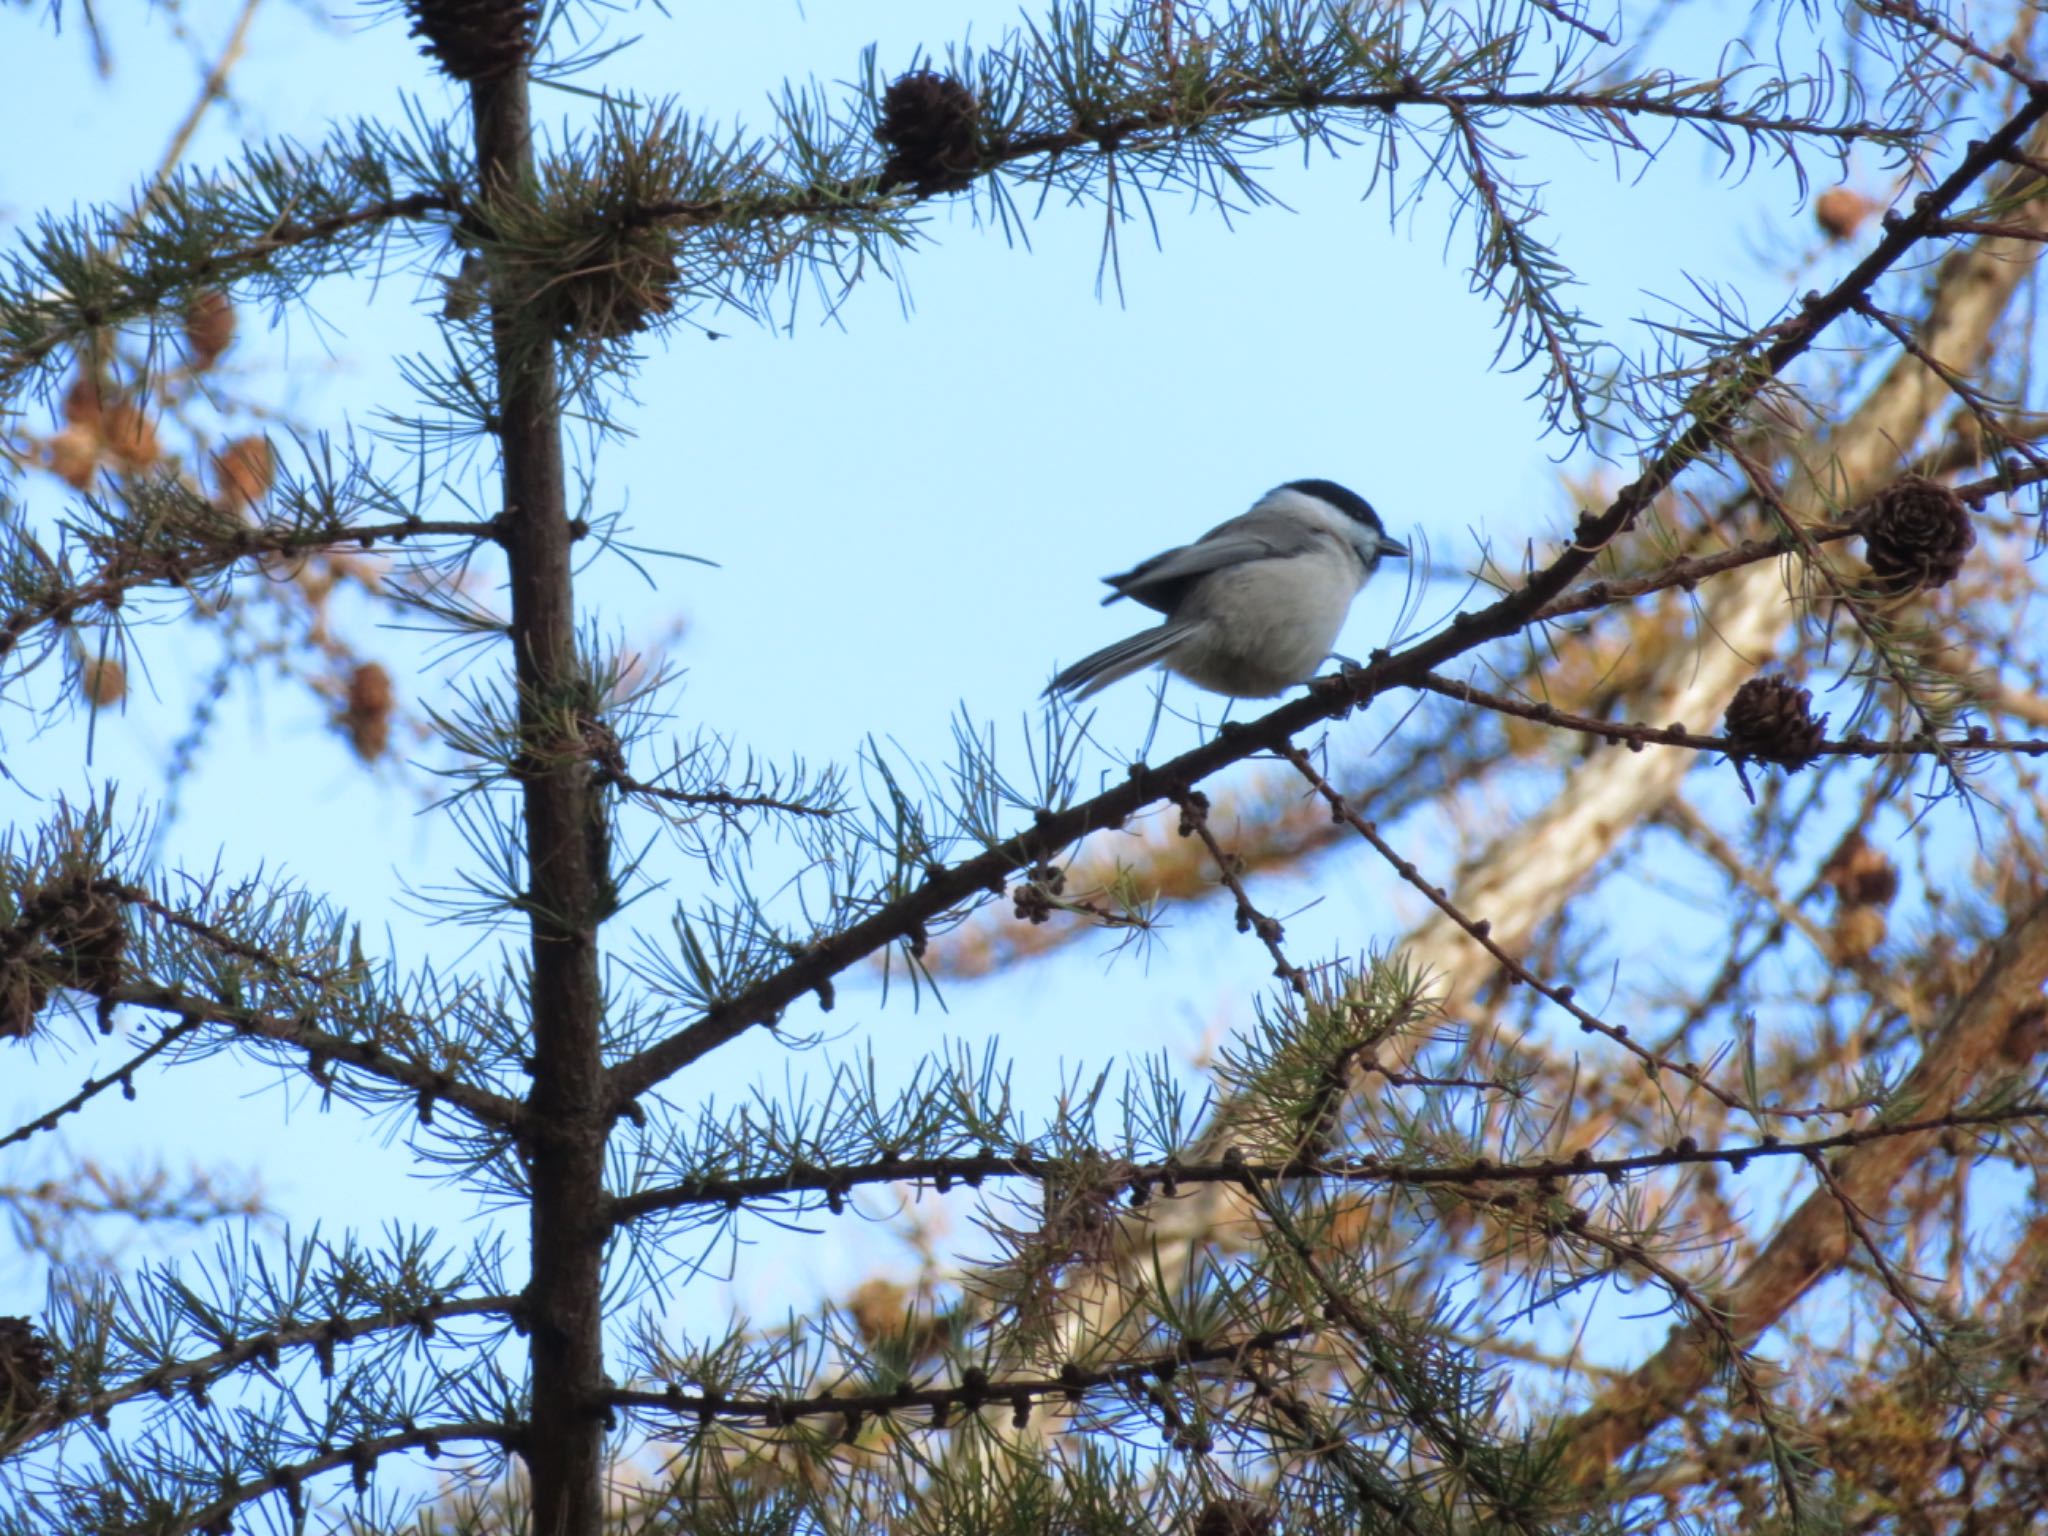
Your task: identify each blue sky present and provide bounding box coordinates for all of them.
[0,0,1875,1385]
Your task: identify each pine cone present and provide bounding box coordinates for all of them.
[345,663,396,762]
[80,658,127,709]
[98,400,159,473]
[1830,905,1889,963]
[213,436,275,514]
[183,289,236,370]
[0,1315,54,1426]
[41,878,127,995]
[1193,1500,1275,1536]
[1814,186,1875,242]
[1723,676,1827,769]
[0,964,50,1040]
[46,426,98,490]
[539,243,678,344]
[62,373,104,428]
[1012,880,1055,925]
[403,0,537,83]
[1821,834,1899,908]
[875,71,980,194]
[1862,476,1975,594]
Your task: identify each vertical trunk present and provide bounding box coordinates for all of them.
[470,72,609,1536]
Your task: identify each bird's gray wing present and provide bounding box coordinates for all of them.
[1100,513,1324,613]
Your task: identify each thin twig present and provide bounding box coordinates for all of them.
[1169,788,1310,999]
[99,979,527,1134]
[0,1017,204,1151]
[135,0,267,229]
[1279,741,1756,1114]
[597,768,836,820]
[169,1421,516,1536]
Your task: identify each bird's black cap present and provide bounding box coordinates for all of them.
[1282,478,1381,528]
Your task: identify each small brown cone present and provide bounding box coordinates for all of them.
[0,1316,54,1427]
[1861,475,1975,594]
[344,663,395,762]
[0,966,49,1041]
[1192,1500,1274,1536]
[1723,675,1827,770]
[62,373,105,428]
[183,289,236,370]
[846,1278,911,1345]
[1815,186,1875,242]
[403,0,537,82]
[98,401,160,473]
[876,71,980,194]
[43,878,127,995]
[1821,833,1897,961]
[214,436,276,513]
[1821,835,1899,909]
[1830,904,1890,964]
[80,658,127,709]
[47,426,99,490]
[537,240,679,343]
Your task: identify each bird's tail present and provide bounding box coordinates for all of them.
[1044,623,1196,700]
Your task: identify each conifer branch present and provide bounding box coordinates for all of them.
[1411,674,2042,758]
[93,980,527,1132]
[609,1324,1311,1430]
[1557,889,2048,1490]
[2,1294,518,1453]
[608,83,2048,1111]
[0,512,501,680]
[166,1420,516,1536]
[0,1017,205,1150]
[10,6,2048,1532]
[608,1106,2048,1225]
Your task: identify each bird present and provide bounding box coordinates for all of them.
[1044,478,1408,701]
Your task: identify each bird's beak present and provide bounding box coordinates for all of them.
[1379,533,1411,559]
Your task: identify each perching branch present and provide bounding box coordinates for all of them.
[0,1016,204,1151]
[607,85,2048,1111]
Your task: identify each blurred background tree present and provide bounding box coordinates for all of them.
[5,0,2048,1532]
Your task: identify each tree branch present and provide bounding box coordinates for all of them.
[0,1016,204,1151]
[607,1104,2048,1225]
[163,1420,515,1536]
[1557,888,2048,1489]
[608,1325,1311,1432]
[605,88,2048,1111]
[1,1294,518,1455]
[0,516,501,677]
[93,979,527,1133]
[1412,672,2043,757]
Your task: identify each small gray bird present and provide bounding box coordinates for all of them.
[1045,479,1409,700]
